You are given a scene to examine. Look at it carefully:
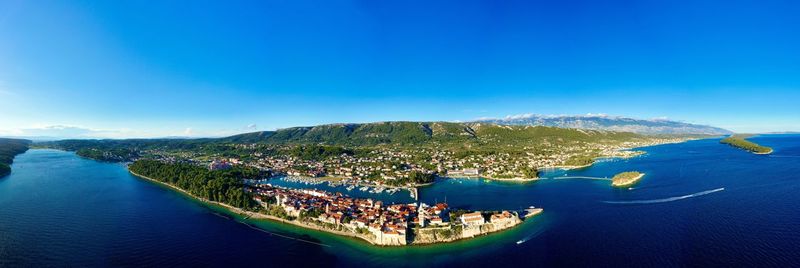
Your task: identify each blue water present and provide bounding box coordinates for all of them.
[2,135,800,267]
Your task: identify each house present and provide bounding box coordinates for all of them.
[429,216,445,226]
[209,160,232,170]
[490,211,515,225]
[460,212,485,225]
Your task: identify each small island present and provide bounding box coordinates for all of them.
[611,171,644,187]
[720,135,773,154]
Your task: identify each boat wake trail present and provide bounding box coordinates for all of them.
[239,222,331,247]
[603,188,725,204]
[212,212,231,220]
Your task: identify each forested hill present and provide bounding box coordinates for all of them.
[219,122,647,146]
[39,121,679,163]
[476,115,731,135]
[0,138,31,177]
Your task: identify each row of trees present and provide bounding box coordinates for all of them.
[128,160,266,209]
[0,138,31,177]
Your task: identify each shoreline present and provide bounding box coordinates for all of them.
[444,175,538,182]
[482,176,538,182]
[128,169,535,247]
[754,148,774,155]
[129,170,382,245]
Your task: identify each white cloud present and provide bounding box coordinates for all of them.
[651,116,670,121]
[3,125,141,139]
[504,113,535,120]
[0,124,252,140]
[246,123,257,130]
[472,117,494,121]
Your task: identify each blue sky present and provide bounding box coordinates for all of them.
[1,0,798,138]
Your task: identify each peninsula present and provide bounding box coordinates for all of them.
[128,159,534,246]
[611,171,644,187]
[0,138,31,178]
[720,135,773,154]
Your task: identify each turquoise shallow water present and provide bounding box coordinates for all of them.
[2,135,800,267]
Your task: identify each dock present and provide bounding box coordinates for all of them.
[522,207,544,219]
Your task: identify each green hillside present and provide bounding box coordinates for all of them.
[222,121,649,147]
[39,121,676,164]
[0,138,31,177]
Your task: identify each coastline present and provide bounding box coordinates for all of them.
[128,169,535,247]
[754,148,774,155]
[129,170,383,245]
[482,176,539,182]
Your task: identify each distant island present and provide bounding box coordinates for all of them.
[611,171,644,187]
[720,135,773,154]
[0,138,31,178]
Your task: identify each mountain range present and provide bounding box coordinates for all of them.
[474,114,731,135]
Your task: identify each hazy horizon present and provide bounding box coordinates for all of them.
[0,112,747,140]
[2,0,799,138]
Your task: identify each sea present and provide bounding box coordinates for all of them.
[1,135,799,267]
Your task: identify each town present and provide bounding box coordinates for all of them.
[194,136,688,187]
[245,183,539,245]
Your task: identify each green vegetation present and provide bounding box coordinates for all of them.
[128,160,267,209]
[0,138,31,177]
[219,122,648,147]
[42,122,660,164]
[519,166,539,178]
[299,208,325,220]
[720,135,773,154]
[611,171,644,187]
[564,155,596,167]
[284,145,354,161]
[37,121,687,187]
[76,148,139,162]
[386,171,436,186]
